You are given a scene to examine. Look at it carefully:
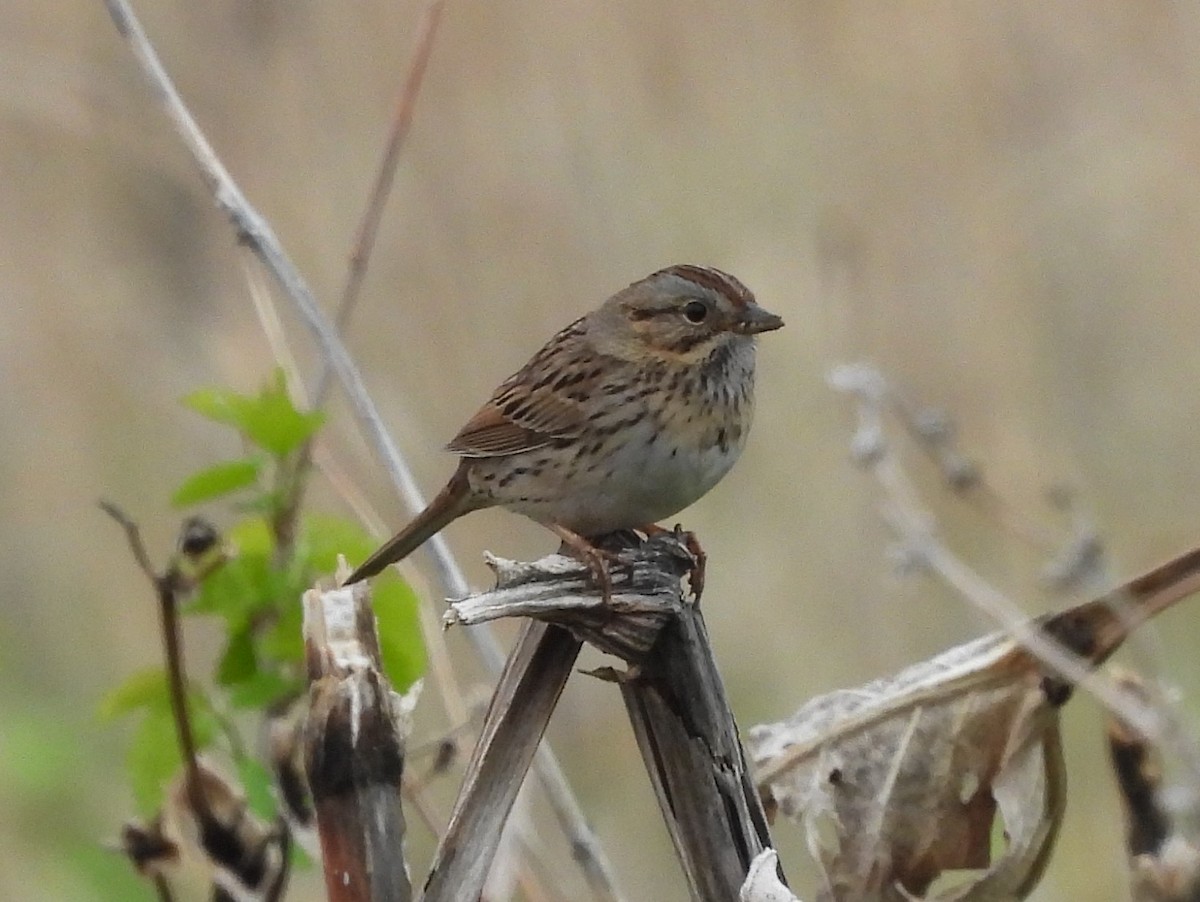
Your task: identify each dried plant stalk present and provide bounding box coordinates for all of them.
[435,532,782,901]
[304,579,414,902]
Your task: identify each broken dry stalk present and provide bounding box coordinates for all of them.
[303,576,415,902]
[432,532,781,901]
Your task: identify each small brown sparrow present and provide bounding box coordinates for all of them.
[346,264,783,592]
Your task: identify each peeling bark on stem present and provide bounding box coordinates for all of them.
[303,579,413,902]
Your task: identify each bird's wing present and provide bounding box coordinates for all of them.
[446,317,599,458]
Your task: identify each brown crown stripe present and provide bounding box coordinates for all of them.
[660,264,754,309]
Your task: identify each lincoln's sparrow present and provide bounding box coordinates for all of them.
[346,264,783,592]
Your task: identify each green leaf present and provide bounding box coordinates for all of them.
[190,554,269,624]
[291,514,425,689]
[236,489,286,518]
[296,514,379,574]
[127,707,182,813]
[260,599,305,665]
[182,385,256,428]
[189,518,276,623]
[290,840,314,871]
[227,670,300,709]
[237,757,278,822]
[241,373,325,457]
[182,372,323,457]
[171,458,262,507]
[373,577,426,692]
[97,669,170,722]
[216,626,257,686]
[227,516,274,557]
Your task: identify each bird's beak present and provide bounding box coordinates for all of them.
[736,305,785,335]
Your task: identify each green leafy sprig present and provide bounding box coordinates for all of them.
[102,372,425,815]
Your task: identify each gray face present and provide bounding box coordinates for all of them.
[607,266,783,364]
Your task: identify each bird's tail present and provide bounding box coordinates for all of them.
[344,464,478,584]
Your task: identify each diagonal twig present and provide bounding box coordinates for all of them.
[423,621,582,901]
[276,0,444,559]
[100,501,207,817]
[100,0,440,584]
[100,3,626,897]
[326,0,446,345]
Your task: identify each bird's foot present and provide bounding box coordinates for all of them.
[639,523,706,600]
[549,524,619,601]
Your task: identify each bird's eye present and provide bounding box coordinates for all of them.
[683,300,709,324]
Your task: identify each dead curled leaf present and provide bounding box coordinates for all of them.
[750,628,1066,901]
[749,547,1200,902]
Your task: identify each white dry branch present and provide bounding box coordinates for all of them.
[99,1,625,897]
[828,363,1200,778]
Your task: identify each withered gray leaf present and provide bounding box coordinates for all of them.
[749,628,1064,901]
[749,546,1200,900]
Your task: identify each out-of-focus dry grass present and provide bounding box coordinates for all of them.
[5,1,1200,899]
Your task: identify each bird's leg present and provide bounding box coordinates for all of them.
[548,523,615,600]
[639,523,707,600]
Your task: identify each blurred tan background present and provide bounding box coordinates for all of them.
[5,1,1200,898]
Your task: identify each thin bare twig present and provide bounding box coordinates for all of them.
[884,385,1069,556]
[327,0,445,344]
[244,254,579,895]
[101,3,625,896]
[245,245,577,892]
[99,499,158,582]
[104,504,293,897]
[244,256,475,731]
[277,0,445,556]
[100,501,207,818]
[100,0,440,584]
